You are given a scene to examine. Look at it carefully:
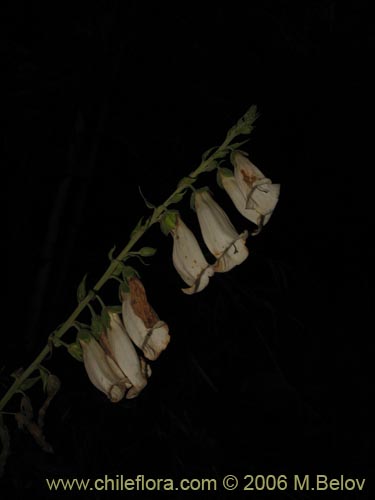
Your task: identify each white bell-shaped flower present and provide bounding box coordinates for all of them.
[105,312,149,399]
[218,168,259,224]
[194,190,249,272]
[171,214,214,294]
[80,336,127,402]
[229,151,280,233]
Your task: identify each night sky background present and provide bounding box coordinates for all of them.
[3,2,374,499]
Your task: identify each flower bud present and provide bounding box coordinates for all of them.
[121,277,170,361]
[194,190,248,272]
[171,214,214,294]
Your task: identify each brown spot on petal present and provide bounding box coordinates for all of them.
[129,277,159,329]
[241,168,257,188]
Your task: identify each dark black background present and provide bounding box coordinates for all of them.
[3,1,373,499]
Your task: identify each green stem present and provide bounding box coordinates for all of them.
[0,113,254,413]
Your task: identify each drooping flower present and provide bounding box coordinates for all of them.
[218,168,259,226]
[80,336,128,402]
[171,214,214,294]
[194,190,249,273]
[121,277,170,361]
[105,312,150,399]
[227,151,280,234]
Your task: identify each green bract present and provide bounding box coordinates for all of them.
[160,210,179,236]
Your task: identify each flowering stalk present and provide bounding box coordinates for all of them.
[0,106,259,468]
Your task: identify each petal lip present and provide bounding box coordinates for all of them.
[141,321,170,361]
[248,183,280,214]
[213,230,249,272]
[181,264,215,295]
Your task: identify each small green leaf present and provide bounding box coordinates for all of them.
[119,267,140,294]
[167,191,186,205]
[108,245,116,261]
[101,308,110,329]
[137,247,157,257]
[138,187,155,209]
[119,281,129,295]
[10,368,24,380]
[51,337,63,348]
[77,328,92,343]
[220,167,234,178]
[160,210,178,236]
[205,160,219,172]
[122,265,140,281]
[39,368,50,393]
[91,316,103,340]
[217,167,234,189]
[74,321,91,330]
[112,260,124,277]
[19,376,41,392]
[68,343,83,361]
[76,274,88,303]
[46,374,61,397]
[202,145,218,161]
[191,187,211,210]
[227,139,250,150]
[212,150,228,160]
[123,253,149,266]
[130,217,145,238]
[178,176,196,189]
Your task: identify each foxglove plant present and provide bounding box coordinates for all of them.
[0,105,280,475]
